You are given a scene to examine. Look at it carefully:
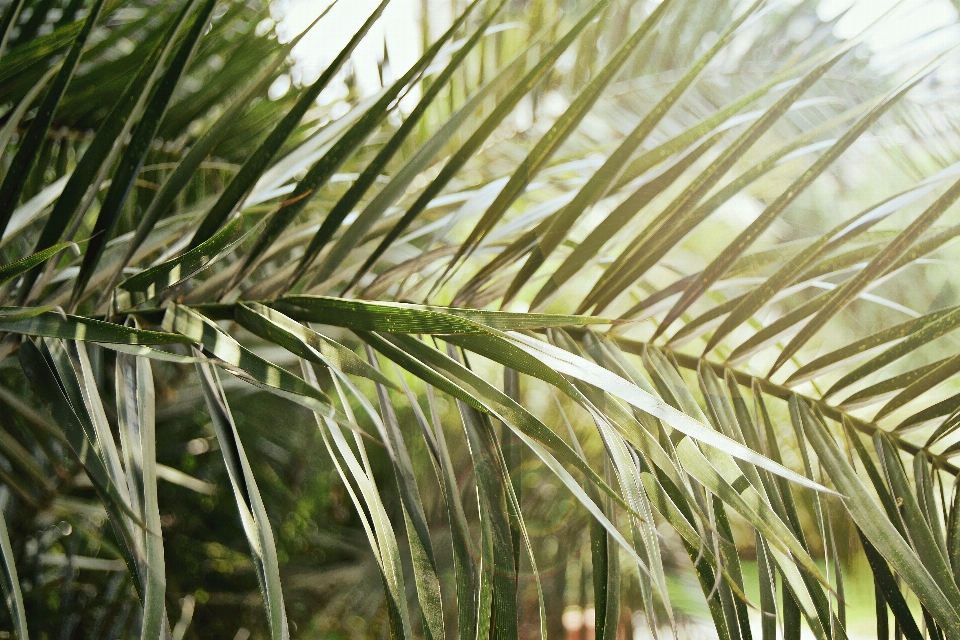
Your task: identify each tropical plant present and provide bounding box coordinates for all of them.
[1,0,960,637]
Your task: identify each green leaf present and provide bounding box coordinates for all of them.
[310,24,541,292]
[0,0,109,237]
[527,131,723,312]
[857,528,923,640]
[361,330,603,497]
[272,295,611,334]
[797,398,960,639]
[723,288,840,369]
[453,396,518,640]
[441,0,680,287]
[404,379,478,640]
[702,176,937,354]
[114,216,246,309]
[0,0,120,85]
[948,474,960,588]
[474,83,832,311]
[874,433,958,599]
[575,335,676,630]
[0,241,74,285]
[590,473,619,640]
[789,304,960,388]
[94,342,206,364]
[895,393,960,433]
[639,467,735,640]
[234,302,396,389]
[335,351,440,605]
[838,357,951,411]
[350,0,621,287]
[784,394,852,637]
[657,67,929,341]
[105,5,335,294]
[581,42,856,315]
[770,173,960,376]
[71,0,220,309]
[914,453,946,557]
[0,502,27,640]
[361,330,651,576]
[875,353,960,421]
[713,495,754,640]
[0,0,26,59]
[505,332,834,494]
[0,64,59,180]
[195,361,289,640]
[824,306,960,400]
[74,341,134,528]
[188,0,392,249]
[756,533,777,640]
[161,303,340,419]
[18,4,206,303]
[227,0,484,295]
[0,308,191,344]
[499,0,762,308]
[300,363,413,640]
[288,0,502,287]
[115,351,168,639]
[19,339,145,599]
[839,418,903,532]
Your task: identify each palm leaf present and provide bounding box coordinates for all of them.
[5,1,960,637]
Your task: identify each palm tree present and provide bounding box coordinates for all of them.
[1,0,959,637]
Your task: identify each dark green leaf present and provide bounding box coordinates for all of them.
[187,0,392,248]
[0,0,109,237]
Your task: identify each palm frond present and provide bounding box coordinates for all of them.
[2,0,960,637]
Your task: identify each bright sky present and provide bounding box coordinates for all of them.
[821,0,959,70]
[266,0,425,104]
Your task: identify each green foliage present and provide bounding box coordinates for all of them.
[0,0,959,638]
